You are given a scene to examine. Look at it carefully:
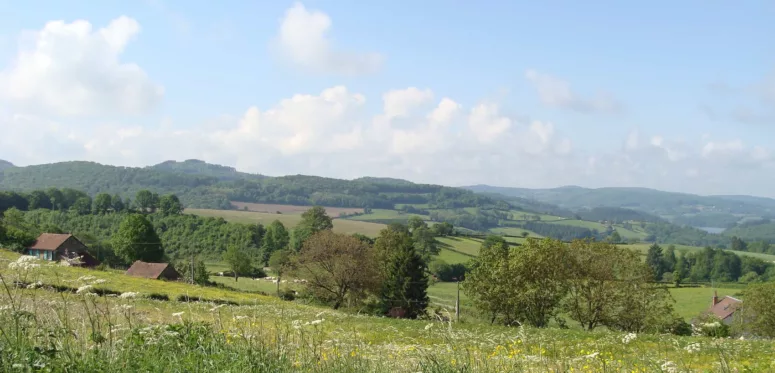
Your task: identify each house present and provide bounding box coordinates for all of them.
[125,261,181,280]
[706,291,742,325]
[26,233,100,267]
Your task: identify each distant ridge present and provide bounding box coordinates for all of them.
[0,160,14,171]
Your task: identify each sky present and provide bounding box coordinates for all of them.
[0,0,774,196]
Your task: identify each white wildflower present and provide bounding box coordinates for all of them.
[12,363,23,369]
[92,279,107,284]
[621,332,637,344]
[209,304,226,312]
[26,281,43,289]
[77,275,96,282]
[685,342,701,354]
[172,312,185,317]
[291,320,302,329]
[119,292,139,299]
[76,285,94,294]
[234,315,248,320]
[307,319,324,326]
[660,360,678,373]
[424,323,434,331]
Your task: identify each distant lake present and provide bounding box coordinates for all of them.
[698,227,726,234]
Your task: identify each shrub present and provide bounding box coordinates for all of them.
[147,293,170,301]
[278,290,296,301]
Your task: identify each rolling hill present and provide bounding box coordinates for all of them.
[465,184,775,228]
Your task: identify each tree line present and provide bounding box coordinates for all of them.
[644,243,775,285]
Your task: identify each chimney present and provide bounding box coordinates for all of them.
[712,290,719,306]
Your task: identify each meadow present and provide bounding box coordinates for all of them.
[3,251,775,372]
[187,208,387,237]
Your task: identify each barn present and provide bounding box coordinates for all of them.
[125,261,181,281]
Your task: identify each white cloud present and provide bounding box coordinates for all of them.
[275,2,383,75]
[525,69,621,113]
[0,17,163,117]
[382,88,434,119]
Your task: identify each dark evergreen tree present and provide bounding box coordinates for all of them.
[375,225,429,319]
[646,243,665,280]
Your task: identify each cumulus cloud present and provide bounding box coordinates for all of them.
[525,69,622,114]
[275,2,383,75]
[0,16,164,116]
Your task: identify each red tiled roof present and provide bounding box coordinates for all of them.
[29,233,73,251]
[708,296,742,320]
[125,261,177,279]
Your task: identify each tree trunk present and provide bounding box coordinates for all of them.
[234,273,238,282]
[276,274,281,296]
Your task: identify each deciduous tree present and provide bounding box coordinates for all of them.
[222,244,253,282]
[261,220,289,265]
[93,193,113,214]
[159,194,183,215]
[112,214,164,264]
[292,230,378,309]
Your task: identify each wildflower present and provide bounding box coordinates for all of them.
[424,323,434,331]
[119,292,139,299]
[685,342,701,353]
[621,332,637,344]
[76,285,94,294]
[308,319,324,326]
[26,281,43,289]
[660,360,678,373]
[77,275,96,282]
[172,312,185,317]
[209,304,226,312]
[92,279,107,284]
[12,363,23,369]
[292,320,302,329]
[234,315,248,320]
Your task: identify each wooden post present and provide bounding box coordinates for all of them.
[455,277,460,323]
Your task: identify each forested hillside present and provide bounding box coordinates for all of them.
[0,160,496,211]
[465,185,775,228]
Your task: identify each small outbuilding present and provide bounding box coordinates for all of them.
[26,233,100,267]
[125,261,181,281]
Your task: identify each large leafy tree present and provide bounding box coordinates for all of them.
[562,240,649,330]
[740,281,775,338]
[222,244,253,282]
[112,214,165,263]
[134,190,153,213]
[374,224,428,319]
[462,236,513,323]
[111,194,125,212]
[261,220,290,265]
[93,193,113,214]
[70,197,92,215]
[292,230,378,309]
[290,206,333,251]
[159,194,183,215]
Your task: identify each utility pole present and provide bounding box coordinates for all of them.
[190,251,195,285]
[454,277,460,323]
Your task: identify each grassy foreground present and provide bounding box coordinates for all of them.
[3,251,775,372]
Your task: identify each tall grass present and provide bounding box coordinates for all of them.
[2,254,775,372]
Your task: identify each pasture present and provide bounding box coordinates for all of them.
[187,208,387,237]
[229,201,363,215]
[4,250,775,372]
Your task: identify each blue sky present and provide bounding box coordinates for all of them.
[0,1,774,196]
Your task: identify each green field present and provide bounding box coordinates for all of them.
[346,208,428,222]
[621,243,775,261]
[669,286,743,320]
[187,208,387,237]
[489,226,542,238]
[509,211,565,221]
